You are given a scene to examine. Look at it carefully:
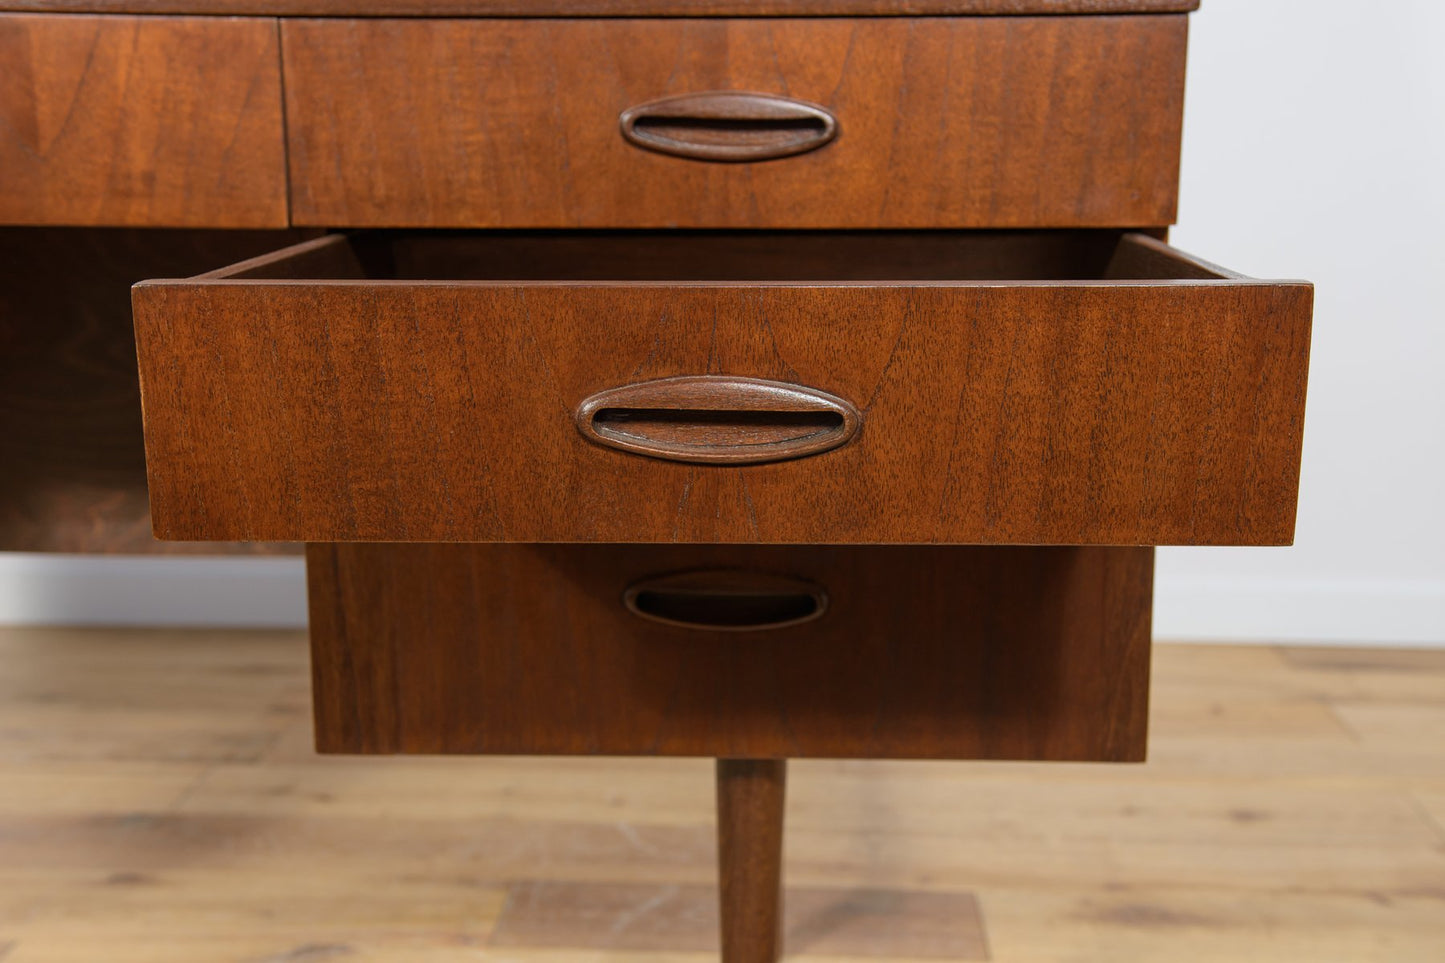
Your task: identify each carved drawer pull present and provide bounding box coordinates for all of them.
[624,570,828,632]
[575,375,861,465]
[619,91,838,162]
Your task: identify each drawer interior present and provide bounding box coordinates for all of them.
[208,229,1231,283]
[0,227,307,554]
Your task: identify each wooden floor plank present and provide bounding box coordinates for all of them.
[0,627,1442,961]
[489,881,988,958]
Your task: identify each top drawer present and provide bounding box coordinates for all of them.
[282,15,1188,229]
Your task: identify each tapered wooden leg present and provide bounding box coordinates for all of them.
[717,758,787,963]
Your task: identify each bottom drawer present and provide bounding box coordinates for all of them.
[307,544,1152,761]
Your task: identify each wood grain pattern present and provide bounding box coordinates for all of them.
[0,1,1203,17]
[281,15,1187,229]
[2,627,1441,962]
[487,881,988,957]
[0,227,307,554]
[718,759,786,963]
[0,13,287,227]
[220,228,1138,281]
[133,232,1312,546]
[619,91,838,163]
[305,543,1154,760]
[622,569,830,631]
[576,375,862,466]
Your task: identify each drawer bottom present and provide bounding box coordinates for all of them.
[307,545,1152,761]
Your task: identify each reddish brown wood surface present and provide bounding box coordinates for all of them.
[0,2,1202,17]
[575,376,862,466]
[0,14,288,228]
[622,569,830,631]
[0,227,307,553]
[306,543,1153,760]
[717,759,786,963]
[281,16,1187,228]
[133,232,1312,546]
[619,91,838,163]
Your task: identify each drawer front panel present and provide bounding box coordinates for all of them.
[281,15,1187,228]
[133,242,1312,546]
[308,543,1153,761]
[0,14,288,228]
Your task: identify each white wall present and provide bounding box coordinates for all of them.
[2,0,1442,644]
[0,553,307,627]
[1156,0,1445,643]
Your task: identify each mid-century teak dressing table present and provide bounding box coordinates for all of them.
[0,0,1312,958]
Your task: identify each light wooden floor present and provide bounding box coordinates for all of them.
[0,627,1442,962]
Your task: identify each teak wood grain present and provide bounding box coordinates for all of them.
[717,759,786,963]
[133,232,1313,546]
[4,628,1442,962]
[618,91,839,164]
[306,543,1153,760]
[0,2,1202,18]
[575,375,863,466]
[280,15,1187,229]
[0,14,288,228]
[622,569,830,631]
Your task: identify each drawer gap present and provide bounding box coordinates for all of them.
[217,230,1162,283]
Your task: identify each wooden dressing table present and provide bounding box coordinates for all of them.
[0,2,1311,958]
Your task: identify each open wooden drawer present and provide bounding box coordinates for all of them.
[132,230,1311,545]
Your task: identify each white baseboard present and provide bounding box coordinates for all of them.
[1,554,1442,646]
[1152,575,1445,646]
[0,554,308,628]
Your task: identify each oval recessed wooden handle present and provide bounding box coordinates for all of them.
[575,375,861,465]
[624,570,828,632]
[619,91,838,162]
